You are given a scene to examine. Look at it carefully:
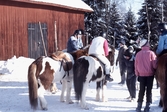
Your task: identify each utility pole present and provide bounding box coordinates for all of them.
[145,2,151,42]
[106,0,110,40]
[161,0,164,22]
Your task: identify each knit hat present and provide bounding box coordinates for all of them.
[139,38,148,47]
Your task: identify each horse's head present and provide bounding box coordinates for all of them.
[107,45,115,66]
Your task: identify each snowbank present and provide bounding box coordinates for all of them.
[0,56,34,78]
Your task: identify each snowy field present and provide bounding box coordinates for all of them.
[0,51,162,112]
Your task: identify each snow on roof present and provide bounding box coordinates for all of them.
[14,0,94,12]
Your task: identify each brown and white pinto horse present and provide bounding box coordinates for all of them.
[28,50,88,110]
[73,45,115,109]
[155,53,167,112]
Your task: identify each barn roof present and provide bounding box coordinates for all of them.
[13,0,94,12]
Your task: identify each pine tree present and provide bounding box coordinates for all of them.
[83,0,109,43]
[163,0,167,22]
[123,8,138,46]
[137,0,162,48]
[109,1,122,47]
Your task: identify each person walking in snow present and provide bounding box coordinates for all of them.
[135,38,157,112]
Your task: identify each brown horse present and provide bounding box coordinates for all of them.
[73,45,115,109]
[27,49,88,110]
[155,53,167,112]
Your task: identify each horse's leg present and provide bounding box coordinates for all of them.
[38,80,47,110]
[159,96,163,107]
[65,76,73,104]
[80,82,89,110]
[96,82,101,101]
[102,80,108,102]
[162,87,167,112]
[50,82,58,94]
[60,79,66,102]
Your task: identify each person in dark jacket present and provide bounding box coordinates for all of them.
[124,46,136,102]
[116,39,128,85]
[67,29,83,53]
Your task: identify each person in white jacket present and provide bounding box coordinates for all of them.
[88,34,113,82]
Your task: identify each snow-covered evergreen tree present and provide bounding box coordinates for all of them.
[137,0,162,49]
[83,0,125,47]
[109,1,123,47]
[123,8,138,46]
[163,0,167,22]
[83,0,108,43]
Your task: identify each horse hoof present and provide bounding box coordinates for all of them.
[69,101,74,104]
[81,105,89,110]
[84,107,89,110]
[102,99,108,102]
[61,100,65,102]
[42,107,48,111]
[81,106,89,110]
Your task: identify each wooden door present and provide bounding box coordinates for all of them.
[28,22,48,59]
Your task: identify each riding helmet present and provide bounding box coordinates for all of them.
[73,29,83,35]
[99,32,107,38]
[158,23,167,33]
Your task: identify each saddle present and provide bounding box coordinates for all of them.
[50,51,73,71]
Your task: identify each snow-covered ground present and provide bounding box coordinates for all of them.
[0,51,162,112]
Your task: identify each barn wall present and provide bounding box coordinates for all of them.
[0,1,85,60]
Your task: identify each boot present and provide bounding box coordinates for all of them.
[136,102,142,112]
[144,103,150,112]
[105,74,113,82]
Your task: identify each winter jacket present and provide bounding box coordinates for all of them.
[125,53,135,79]
[156,31,167,55]
[88,36,109,56]
[116,45,127,64]
[135,46,157,77]
[67,36,83,53]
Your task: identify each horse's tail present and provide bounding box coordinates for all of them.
[73,57,88,101]
[28,61,38,110]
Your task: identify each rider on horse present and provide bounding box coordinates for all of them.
[88,32,113,82]
[67,29,84,53]
[156,22,167,57]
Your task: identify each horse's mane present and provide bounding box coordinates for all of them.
[107,44,115,66]
[70,49,88,61]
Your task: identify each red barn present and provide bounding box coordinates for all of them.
[0,0,93,60]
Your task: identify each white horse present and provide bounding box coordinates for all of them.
[27,50,88,110]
